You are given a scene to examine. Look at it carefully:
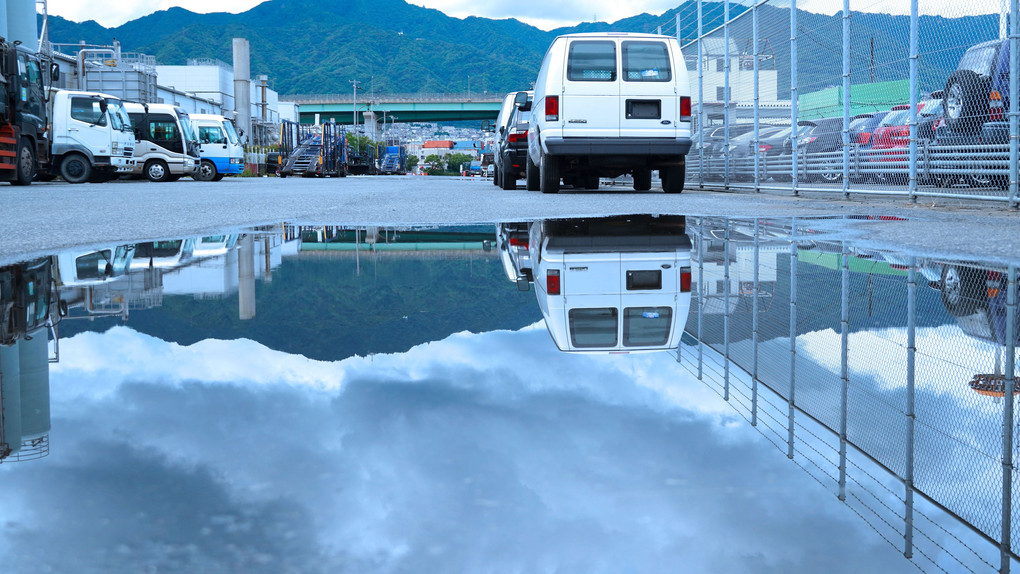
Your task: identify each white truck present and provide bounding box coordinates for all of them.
[47,89,136,183]
[528,215,693,353]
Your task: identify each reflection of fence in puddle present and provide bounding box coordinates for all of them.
[678,216,1019,572]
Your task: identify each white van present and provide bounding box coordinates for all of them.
[124,102,200,182]
[527,33,692,194]
[189,113,245,181]
[528,215,692,353]
[47,90,136,183]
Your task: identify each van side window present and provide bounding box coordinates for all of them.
[70,97,107,126]
[567,41,617,82]
[623,42,672,82]
[199,126,226,144]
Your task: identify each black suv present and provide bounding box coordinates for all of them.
[937,39,1011,144]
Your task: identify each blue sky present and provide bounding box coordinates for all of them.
[0,323,935,572]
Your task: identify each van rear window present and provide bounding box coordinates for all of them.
[567,41,617,82]
[623,307,672,346]
[569,308,618,347]
[623,41,672,82]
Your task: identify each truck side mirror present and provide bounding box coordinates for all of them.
[499,125,505,136]
[50,63,60,83]
[98,98,107,115]
[514,91,528,107]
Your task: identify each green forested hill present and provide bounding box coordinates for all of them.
[44,0,994,96]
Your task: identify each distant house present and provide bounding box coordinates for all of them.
[421,140,455,159]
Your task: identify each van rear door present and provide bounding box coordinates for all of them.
[619,39,678,139]
[562,38,620,138]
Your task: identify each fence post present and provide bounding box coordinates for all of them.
[788,219,797,459]
[752,219,760,426]
[1010,0,1018,208]
[905,257,917,559]
[839,241,849,501]
[698,0,705,189]
[724,0,731,189]
[753,1,761,193]
[908,0,918,203]
[698,218,705,379]
[724,218,731,400]
[790,0,799,196]
[1002,265,1016,573]
[841,0,850,199]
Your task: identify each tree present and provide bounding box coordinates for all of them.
[446,152,475,174]
[406,155,419,171]
[424,154,445,175]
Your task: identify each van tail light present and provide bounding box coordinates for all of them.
[988,270,1002,299]
[546,96,559,121]
[507,130,528,143]
[990,91,1004,121]
[680,266,691,293]
[856,132,871,145]
[547,269,561,295]
[680,96,692,120]
[758,144,772,153]
[508,237,528,249]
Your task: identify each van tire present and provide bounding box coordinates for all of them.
[526,153,540,191]
[583,174,600,189]
[144,159,171,182]
[12,138,33,186]
[194,159,218,181]
[60,153,92,184]
[662,163,686,194]
[633,168,651,191]
[500,161,517,190]
[539,151,559,194]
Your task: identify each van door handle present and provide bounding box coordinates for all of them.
[221,144,227,149]
[68,128,79,132]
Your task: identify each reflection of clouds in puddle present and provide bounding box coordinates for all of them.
[1,325,916,573]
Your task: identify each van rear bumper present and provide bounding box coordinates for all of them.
[544,136,692,156]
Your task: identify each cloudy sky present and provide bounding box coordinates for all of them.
[45,0,1006,30]
[0,318,1000,572]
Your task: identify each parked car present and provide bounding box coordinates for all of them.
[492,90,527,187]
[527,32,693,193]
[940,39,1010,141]
[496,91,532,190]
[727,125,787,181]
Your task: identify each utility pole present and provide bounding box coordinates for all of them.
[350,79,361,152]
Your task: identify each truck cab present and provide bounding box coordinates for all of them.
[48,90,135,183]
[189,113,244,181]
[528,215,692,353]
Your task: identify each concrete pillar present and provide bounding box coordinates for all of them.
[6,0,36,48]
[232,38,252,144]
[238,235,256,320]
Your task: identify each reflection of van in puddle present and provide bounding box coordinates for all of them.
[528,215,692,352]
[129,239,196,270]
[497,223,533,289]
[54,245,135,286]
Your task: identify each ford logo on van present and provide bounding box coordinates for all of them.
[661,120,672,125]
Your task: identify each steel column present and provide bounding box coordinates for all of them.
[1002,265,1016,573]
[905,258,917,559]
[752,219,760,426]
[842,0,850,199]
[698,0,705,188]
[724,219,731,400]
[788,220,797,459]
[753,3,761,193]
[908,0,919,202]
[698,218,705,379]
[790,0,799,195]
[1010,0,1019,208]
[839,241,849,500]
[724,0,731,189]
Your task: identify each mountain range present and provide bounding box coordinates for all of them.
[43,0,995,97]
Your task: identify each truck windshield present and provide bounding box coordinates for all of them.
[179,115,198,143]
[569,308,618,347]
[106,99,132,131]
[223,120,241,145]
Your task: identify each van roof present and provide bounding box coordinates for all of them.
[554,32,673,40]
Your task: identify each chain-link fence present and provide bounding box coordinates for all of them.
[661,0,1020,206]
[679,216,1020,572]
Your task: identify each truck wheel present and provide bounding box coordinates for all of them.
[501,161,516,190]
[526,153,540,191]
[60,153,92,184]
[663,163,686,194]
[539,151,559,194]
[11,138,33,186]
[633,168,651,191]
[212,174,225,182]
[144,159,171,182]
[193,159,218,181]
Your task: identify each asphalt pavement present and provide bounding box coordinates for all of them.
[1,175,1017,265]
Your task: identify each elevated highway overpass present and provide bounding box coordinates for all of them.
[282,93,504,125]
